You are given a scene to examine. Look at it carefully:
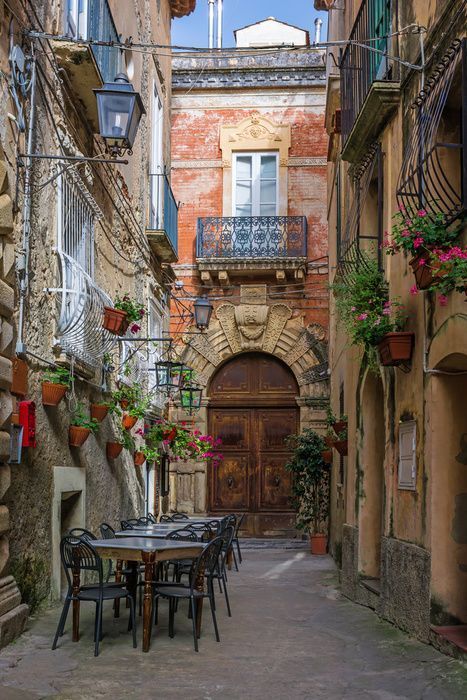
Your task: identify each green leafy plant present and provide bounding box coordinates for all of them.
[331,255,406,371]
[126,394,150,420]
[42,366,72,386]
[114,426,135,451]
[285,429,329,535]
[385,205,461,258]
[326,406,336,426]
[70,403,100,434]
[114,295,145,333]
[109,383,143,414]
[425,246,467,302]
[141,421,222,467]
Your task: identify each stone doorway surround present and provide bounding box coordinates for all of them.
[51,466,86,601]
[169,284,329,515]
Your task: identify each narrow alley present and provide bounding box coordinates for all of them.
[1,546,466,700]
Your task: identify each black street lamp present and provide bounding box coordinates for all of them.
[94,73,145,157]
[180,384,203,414]
[193,296,213,331]
[155,359,184,394]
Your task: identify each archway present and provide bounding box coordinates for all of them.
[208,352,299,536]
[359,371,385,581]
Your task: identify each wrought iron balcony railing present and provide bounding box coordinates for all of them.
[148,173,179,257]
[196,216,307,260]
[66,0,120,82]
[340,0,398,147]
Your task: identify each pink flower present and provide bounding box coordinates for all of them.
[130,323,141,334]
[418,258,426,266]
[351,306,356,312]
[413,236,424,249]
[382,307,391,316]
[398,204,406,212]
[410,285,418,296]
[417,209,427,217]
[357,313,368,321]
[438,294,448,306]
[374,318,381,326]
[401,229,411,238]
[135,428,144,436]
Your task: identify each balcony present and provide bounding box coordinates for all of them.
[146,174,179,263]
[340,0,400,162]
[196,216,307,284]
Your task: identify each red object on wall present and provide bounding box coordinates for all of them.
[18,401,36,448]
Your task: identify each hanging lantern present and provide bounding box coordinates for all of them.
[180,384,203,414]
[193,296,213,331]
[94,74,145,157]
[155,360,184,393]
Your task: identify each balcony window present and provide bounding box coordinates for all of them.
[233,152,278,217]
[66,0,120,82]
[397,39,465,224]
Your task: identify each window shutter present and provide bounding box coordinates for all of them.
[398,421,416,490]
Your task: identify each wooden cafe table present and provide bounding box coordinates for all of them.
[77,537,204,652]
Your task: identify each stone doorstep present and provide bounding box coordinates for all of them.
[0,576,22,617]
[0,603,29,649]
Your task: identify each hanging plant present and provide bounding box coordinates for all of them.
[90,403,110,422]
[133,450,146,467]
[69,403,99,447]
[331,254,410,371]
[113,295,145,334]
[142,421,223,467]
[109,383,143,412]
[421,247,467,303]
[106,427,135,460]
[333,428,348,457]
[121,394,150,428]
[41,366,72,406]
[103,307,130,336]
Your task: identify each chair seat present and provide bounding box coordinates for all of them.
[78,586,129,602]
[155,585,205,599]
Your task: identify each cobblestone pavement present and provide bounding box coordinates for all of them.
[0,548,466,700]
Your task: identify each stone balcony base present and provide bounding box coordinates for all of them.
[197,257,307,285]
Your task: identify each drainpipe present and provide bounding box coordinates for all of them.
[217,0,223,49]
[314,18,323,45]
[16,48,36,357]
[208,0,215,49]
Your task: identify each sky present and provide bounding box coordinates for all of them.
[172,0,328,49]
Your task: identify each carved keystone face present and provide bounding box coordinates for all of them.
[235,305,269,341]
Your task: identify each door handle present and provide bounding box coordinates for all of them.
[227,476,234,489]
[274,475,281,487]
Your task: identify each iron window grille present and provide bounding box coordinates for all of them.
[338,143,384,274]
[397,39,466,224]
[118,339,149,390]
[65,0,120,82]
[147,296,169,410]
[340,0,398,147]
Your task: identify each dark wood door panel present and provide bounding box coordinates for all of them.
[258,357,298,395]
[210,410,250,450]
[258,453,294,511]
[257,409,297,450]
[211,454,250,511]
[210,356,250,398]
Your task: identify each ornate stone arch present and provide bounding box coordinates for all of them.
[219,112,291,216]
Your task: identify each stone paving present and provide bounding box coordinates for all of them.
[0,547,466,699]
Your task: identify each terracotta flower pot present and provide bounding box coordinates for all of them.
[310,533,327,556]
[106,441,124,459]
[324,436,334,447]
[42,382,68,406]
[69,426,91,447]
[102,307,130,336]
[332,420,347,435]
[134,451,146,466]
[409,251,446,290]
[90,403,109,422]
[377,332,415,367]
[333,439,348,457]
[122,413,138,430]
[321,449,333,464]
[119,399,129,410]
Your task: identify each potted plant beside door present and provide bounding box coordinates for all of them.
[285,429,330,555]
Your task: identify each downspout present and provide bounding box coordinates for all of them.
[16,47,36,356]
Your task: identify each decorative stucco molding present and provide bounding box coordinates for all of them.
[220,112,291,165]
[263,304,293,353]
[172,159,222,169]
[184,331,221,366]
[216,304,242,354]
[288,157,327,167]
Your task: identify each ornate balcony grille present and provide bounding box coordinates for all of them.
[148,173,179,255]
[397,39,466,224]
[118,340,149,390]
[338,143,383,273]
[340,0,398,147]
[53,251,116,367]
[196,216,307,259]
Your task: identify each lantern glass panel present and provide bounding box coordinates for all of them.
[194,298,213,330]
[96,91,134,148]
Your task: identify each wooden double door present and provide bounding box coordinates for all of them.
[208,353,299,536]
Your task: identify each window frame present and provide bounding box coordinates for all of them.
[232,151,279,217]
[149,82,164,229]
[398,420,417,491]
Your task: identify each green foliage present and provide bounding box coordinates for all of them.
[70,403,100,434]
[285,429,330,534]
[386,206,461,257]
[109,383,143,415]
[116,426,136,451]
[126,394,150,420]
[10,555,48,614]
[42,366,72,387]
[427,247,467,297]
[114,295,145,324]
[331,255,406,371]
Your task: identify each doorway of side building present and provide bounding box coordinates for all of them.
[359,372,385,591]
[430,366,467,647]
[208,352,299,537]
